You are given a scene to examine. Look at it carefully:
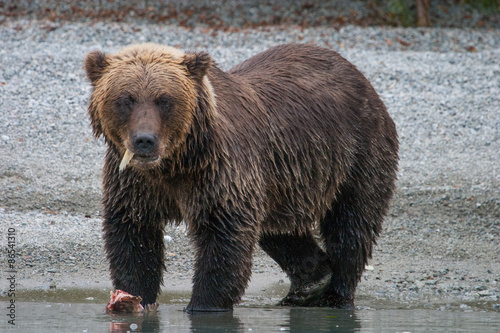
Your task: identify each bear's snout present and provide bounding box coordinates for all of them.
[133,132,158,156]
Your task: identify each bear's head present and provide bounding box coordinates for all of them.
[84,44,215,171]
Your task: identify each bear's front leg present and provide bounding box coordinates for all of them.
[103,216,165,307]
[186,211,257,312]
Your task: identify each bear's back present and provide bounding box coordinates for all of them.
[208,44,394,230]
[220,43,386,160]
[225,43,381,134]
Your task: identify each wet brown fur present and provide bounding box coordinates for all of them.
[85,43,399,311]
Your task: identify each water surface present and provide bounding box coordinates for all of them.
[1,289,499,332]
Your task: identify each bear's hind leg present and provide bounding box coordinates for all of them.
[259,229,332,306]
[318,196,382,309]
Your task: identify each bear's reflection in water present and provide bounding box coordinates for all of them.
[107,306,359,332]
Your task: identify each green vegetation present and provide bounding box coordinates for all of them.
[385,0,415,27]
[464,0,499,12]
[387,0,415,27]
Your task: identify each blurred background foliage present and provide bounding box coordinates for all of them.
[0,0,498,28]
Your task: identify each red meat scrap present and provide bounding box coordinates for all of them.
[106,289,144,313]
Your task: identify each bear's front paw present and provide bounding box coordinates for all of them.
[144,302,160,312]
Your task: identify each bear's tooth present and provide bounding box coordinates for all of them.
[119,149,134,172]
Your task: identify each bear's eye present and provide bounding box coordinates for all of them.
[116,94,135,109]
[115,94,135,118]
[155,96,171,111]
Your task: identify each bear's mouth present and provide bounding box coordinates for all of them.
[119,149,160,172]
[133,154,161,169]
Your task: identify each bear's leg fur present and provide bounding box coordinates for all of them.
[259,229,332,305]
[316,140,396,308]
[318,197,380,309]
[186,211,258,312]
[103,218,165,307]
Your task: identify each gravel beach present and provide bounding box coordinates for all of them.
[0,13,499,311]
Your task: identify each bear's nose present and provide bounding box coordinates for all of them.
[133,133,158,155]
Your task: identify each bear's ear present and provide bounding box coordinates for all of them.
[85,50,109,85]
[181,52,213,80]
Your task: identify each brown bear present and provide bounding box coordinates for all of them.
[84,43,398,312]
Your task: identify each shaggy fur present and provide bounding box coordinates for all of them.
[85,43,398,312]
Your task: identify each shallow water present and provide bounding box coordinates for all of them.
[1,290,499,332]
